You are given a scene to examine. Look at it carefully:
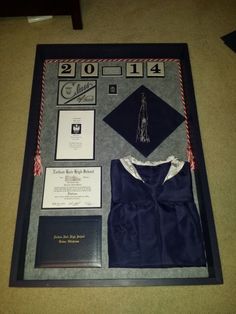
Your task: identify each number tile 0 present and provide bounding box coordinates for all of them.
[81,63,99,77]
[58,62,76,78]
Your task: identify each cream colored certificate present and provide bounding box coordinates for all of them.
[42,167,101,208]
[56,110,95,160]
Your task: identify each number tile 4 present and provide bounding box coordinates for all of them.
[147,62,165,77]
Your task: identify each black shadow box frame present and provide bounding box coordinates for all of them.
[9,44,223,287]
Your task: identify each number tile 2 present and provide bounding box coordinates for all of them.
[81,63,99,77]
[147,62,165,77]
[58,62,76,78]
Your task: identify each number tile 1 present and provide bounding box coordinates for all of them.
[126,62,144,77]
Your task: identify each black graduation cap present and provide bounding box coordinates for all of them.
[103,85,185,157]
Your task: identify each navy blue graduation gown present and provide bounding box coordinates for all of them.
[108,157,206,268]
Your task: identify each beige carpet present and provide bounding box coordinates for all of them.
[0,0,235,313]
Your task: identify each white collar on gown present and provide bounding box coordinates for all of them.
[120,155,185,184]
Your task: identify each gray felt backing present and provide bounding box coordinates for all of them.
[24,60,208,280]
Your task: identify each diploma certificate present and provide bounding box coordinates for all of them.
[56,110,95,160]
[42,167,102,208]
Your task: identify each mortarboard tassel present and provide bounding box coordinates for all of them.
[136,92,150,143]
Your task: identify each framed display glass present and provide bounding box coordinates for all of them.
[10,44,222,287]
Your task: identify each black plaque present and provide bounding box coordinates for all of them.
[35,216,102,268]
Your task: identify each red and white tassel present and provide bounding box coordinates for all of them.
[177,60,196,170]
[33,60,47,176]
[34,151,43,176]
[187,147,196,170]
